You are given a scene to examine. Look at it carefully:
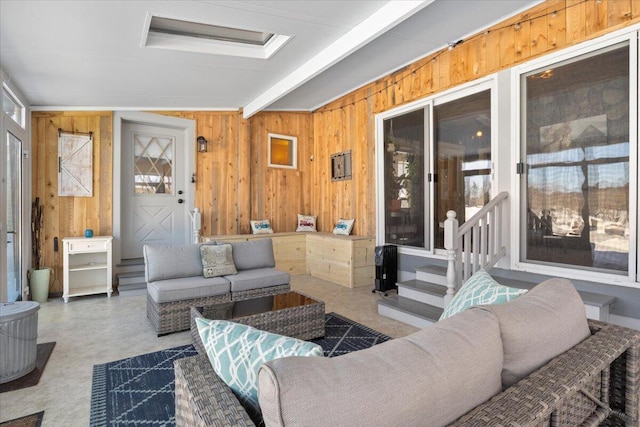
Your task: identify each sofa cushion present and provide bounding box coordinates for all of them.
[196,318,323,422]
[225,268,290,293]
[200,244,237,278]
[225,239,276,271]
[143,243,204,282]
[258,307,503,427]
[250,219,274,234]
[483,278,591,388]
[147,276,230,304]
[440,269,527,320]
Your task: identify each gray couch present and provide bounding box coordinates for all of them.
[144,238,290,335]
[174,278,640,426]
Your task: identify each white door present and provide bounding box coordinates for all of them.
[121,122,188,259]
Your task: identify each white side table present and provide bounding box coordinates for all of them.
[62,236,113,303]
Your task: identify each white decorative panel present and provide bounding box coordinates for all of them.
[58,132,93,196]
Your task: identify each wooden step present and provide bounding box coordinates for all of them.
[415,265,447,286]
[377,296,443,329]
[397,279,446,308]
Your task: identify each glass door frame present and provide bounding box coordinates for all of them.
[1,81,30,302]
[512,29,639,289]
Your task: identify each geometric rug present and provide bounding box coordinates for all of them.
[89,312,390,426]
[0,342,56,393]
[0,411,44,427]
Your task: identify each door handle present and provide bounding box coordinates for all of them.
[178,199,184,204]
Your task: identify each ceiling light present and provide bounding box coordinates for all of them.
[141,14,291,59]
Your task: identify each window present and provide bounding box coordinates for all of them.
[268,133,297,169]
[378,85,493,252]
[434,90,491,248]
[520,43,630,274]
[2,85,24,128]
[382,108,427,248]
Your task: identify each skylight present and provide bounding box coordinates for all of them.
[141,14,290,59]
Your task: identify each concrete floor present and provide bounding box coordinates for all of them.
[0,275,418,426]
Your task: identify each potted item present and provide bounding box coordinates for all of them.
[29,197,50,302]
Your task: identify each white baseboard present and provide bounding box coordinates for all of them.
[608,314,640,331]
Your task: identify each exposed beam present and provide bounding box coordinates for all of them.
[243,0,433,118]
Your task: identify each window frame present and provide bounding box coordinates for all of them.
[375,77,497,258]
[267,133,297,170]
[510,30,639,289]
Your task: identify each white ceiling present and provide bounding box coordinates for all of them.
[0,0,540,116]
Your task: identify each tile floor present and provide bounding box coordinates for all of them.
[0,275,417,426]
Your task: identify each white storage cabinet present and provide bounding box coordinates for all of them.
[62,236,113,303]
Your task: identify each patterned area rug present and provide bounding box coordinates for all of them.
[0,411,44,427]
[89,312,390,426]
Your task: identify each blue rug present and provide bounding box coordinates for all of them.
[89,312,390,426]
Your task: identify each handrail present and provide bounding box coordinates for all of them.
[443,191,509,307]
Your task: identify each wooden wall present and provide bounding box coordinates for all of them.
[31,111,113,294]
[30,0,640,293]
[310,0,640,236]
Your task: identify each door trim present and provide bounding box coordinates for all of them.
[113,111,195,265]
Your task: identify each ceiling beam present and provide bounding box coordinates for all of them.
[242,0,433,118]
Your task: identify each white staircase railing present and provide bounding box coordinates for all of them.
[443,191,509,306]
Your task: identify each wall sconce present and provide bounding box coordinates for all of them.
[197,136,208,153]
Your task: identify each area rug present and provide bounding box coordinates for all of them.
[89,312,390,426]
[0,342,55,393]
[0,411,44,427]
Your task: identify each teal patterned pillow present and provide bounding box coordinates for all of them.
[439,269,528,320]
[196,318,323,420]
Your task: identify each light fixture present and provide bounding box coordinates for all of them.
[197,136,208,153]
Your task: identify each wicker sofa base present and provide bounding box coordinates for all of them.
[147,284,291,336]
[175,319,640,427]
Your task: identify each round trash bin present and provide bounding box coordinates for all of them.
[0,301,40,384]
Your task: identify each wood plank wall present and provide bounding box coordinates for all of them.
[31,111,113,294]
[30,0,639,293]
[312,0,640,236]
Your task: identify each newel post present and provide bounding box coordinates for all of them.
[443,210,458,307]
[189,208,202,244]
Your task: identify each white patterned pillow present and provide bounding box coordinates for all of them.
[200,244,237,278]
[439,269,527,320]
[250,219,274,234]
[196,318,323,420]
[296,214,317,232]
[333,218,354,235]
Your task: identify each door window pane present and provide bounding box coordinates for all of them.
[133,133,174,195]
[383,109,426,248]
[434,90,491,249]
[6,132,22,301]
[522,44,629,273]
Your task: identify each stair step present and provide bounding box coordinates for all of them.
[117,271,144,283]
[377,296,443,329]
[415,265,447,286]
[116,257,144,267]
[397,280,446,308]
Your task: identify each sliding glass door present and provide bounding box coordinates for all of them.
[6,131,22,301]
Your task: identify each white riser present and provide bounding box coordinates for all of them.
[398,286,444,308]
[415,271,447,286]
[377,304,436,329]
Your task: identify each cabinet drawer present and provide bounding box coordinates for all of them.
[67,240,108,253]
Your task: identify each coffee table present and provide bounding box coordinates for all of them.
[190,291,325,354]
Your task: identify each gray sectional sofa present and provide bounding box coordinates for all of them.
[144,238,290,335]
[174,279,640,426]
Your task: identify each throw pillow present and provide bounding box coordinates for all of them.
[483,278,591,388]
[196,318,323,421]
[250,219,274,234]
[296,214,317,232]
[439,269,527,320]
[200,244,237,278]
[333,218,355,235]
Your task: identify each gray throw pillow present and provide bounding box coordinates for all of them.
[200,244,237,278]
[483,278,591,388]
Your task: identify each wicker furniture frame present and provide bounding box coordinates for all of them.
[174,320,640,427]
[189,291,325,355]
[147,284,290,336]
